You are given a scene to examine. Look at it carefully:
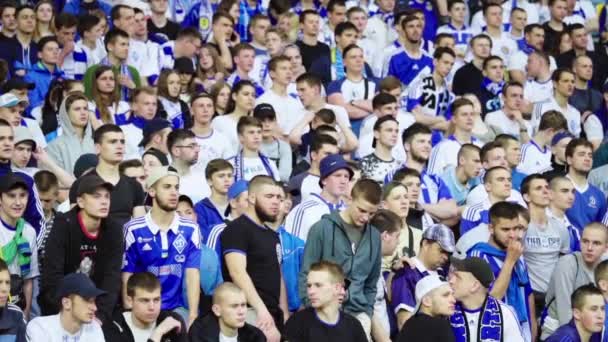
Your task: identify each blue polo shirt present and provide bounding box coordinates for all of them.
[123,213,201,310]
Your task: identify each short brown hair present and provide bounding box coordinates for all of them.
[131,86,157,103]
[538,110,567,131]
[126,272,160,297]
[309,260,345,284]
[237,116,262,135]
[205,158,234,180]
[351,179,382,204]
[370,209,402,233]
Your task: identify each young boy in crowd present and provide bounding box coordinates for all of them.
[193,159,234,242]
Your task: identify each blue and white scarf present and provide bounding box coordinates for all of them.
[451,295,504,342]
[233,150,276,181]
[481,77,505,97]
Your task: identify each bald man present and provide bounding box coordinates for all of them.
[188,282,265,341]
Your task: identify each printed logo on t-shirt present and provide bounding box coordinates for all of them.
[175,254,186,263]
[589,196,597,209]
[142,243,152,251]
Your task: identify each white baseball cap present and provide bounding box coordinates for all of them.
[414,274,449,312]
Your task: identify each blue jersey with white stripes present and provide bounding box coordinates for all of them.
[387,50,433,86]
[385,166,453,204]
[566,182,607,232]
[123,213,201,310]
[460,199,491,235]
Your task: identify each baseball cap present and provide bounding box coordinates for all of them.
[73,154,99,179]
[145,166,179,189]
[139,118,171,147]
[414,274,449,312]
[318,154,354,187]
[551,131,574,146]
[1,78,34,93]
[0,173,28,194]
[13,126,37,150]
[0,93,25,108]
[76,174,113,197]
[422,224,456,253]
[253,103,276,120]
[450,256,495,289]
[228,179,249,201]
[57,273,106,299]
[174,57,195,74]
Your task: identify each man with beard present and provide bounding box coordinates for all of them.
[220,175,286,342]
[468,201,536,341]
[168,129,210,204]
[546,285,605,342]
[449,257,525,342]
[541,223,608,339]
[299,179,382,340]
[385,123,458,224]
[387,15,433,89]
[39,174,123,323]
[122,166,201,327]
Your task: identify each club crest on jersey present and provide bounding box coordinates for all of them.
[173,234,188,254]
[589,196,597,209]
[175,254,186,263]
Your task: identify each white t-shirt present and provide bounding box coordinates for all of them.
[508,51,557,74]
[0,220,38,279]
[220,332,239,342]
[26,314,105,342]
[583,114,604,141]
[518,140,553,174]
[124,311,155,341]
[488,32,518,62]
[300,174,322,202]
[256,89,305,134]
[466,185,526,206]
[285,194,343,241]
[211,115,240,157]
[121,123,144,161]
[532,98,581,137]
[428,137,483,175]
[228,156,280,182]
[524,79,553,104]
[178,168,211,204]
[484,109,531,140]
[192,129,232,173]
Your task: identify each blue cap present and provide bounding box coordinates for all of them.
[319,154,353,187]
[551,131,574,146]
[57,273,106,299]
[228,180,248,200]
[139,118,171,147]
[422,224,455,253]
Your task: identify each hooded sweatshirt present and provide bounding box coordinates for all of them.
[47,97,95,175]
[299,211,382,316]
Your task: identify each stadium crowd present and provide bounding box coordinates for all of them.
[0,0,607,340]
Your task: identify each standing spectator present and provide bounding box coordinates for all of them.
[453,34,492,96]
[158,28,202,71]
[220,176,285,342]
[68,124,146,228]
[253,104,292,182]
[193,159,234,241]
[147,0,180,43]
[188,283,266,342]
[485,82,531,142]
[24,36,64,110]
[473,56,505,116]
[547,176,580,251]
[225,44,264,96]
[167,129,210,204]
[0,6,38,76]
[391,224,455,328]
[0,3,17,40]
[468,201,536,341]
[189,93,231,173]
[296,11,330,71]
[542,131,573,181]
[359,116,403,183]
[285,261,368,341]
[569,55,603,149]
[39,174,123,322]
[0,259,26,341]
[76,15,106,66]
[299,179,383,339]
[46,92,95,175]
[564,139,606,231]
[122,166,201,326]
[542,0,568,55]
[396,275,456,342]
[545,285,605,342]
[285,154,351,241]
[87,65,131,128]
[27,273,106,341]
[0,174,38,319]
[541,222,608,338]
[449,257,525,342]
[523,51,554,105]
[54,13,88,82]
[439,144,482,206]
[387,15,433,88]
[519,110,567,175]
[103,272,188,342]
[493,134,526,192]
[121,88,160,160]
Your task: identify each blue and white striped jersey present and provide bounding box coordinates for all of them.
[284,193,346,241]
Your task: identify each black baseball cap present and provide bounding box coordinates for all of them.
[76,174,114,197]
[57,273,106,299]
[73,154,99,179]
[0,174,28,194]
[1,78,34,93]
[253,103,276,120]
[450,256,495,288]
[139,118,171,147]
[174,57,195,74]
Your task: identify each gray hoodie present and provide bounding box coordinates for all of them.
[47,98,95,175]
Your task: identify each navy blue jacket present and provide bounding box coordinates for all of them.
[546,320,602,342]
[0,162,44,234]
[0,304,26,342]
[194,198,225,243]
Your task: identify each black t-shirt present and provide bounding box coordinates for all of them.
[69,170,145,228]
[284,308,367,342]
[543,22,566,56]
[296,40,330,71]
[220,215,282,311]
[147,18,180,42]
[452,62,483,96]
[397,313,455,342]
[76,214,99,277]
